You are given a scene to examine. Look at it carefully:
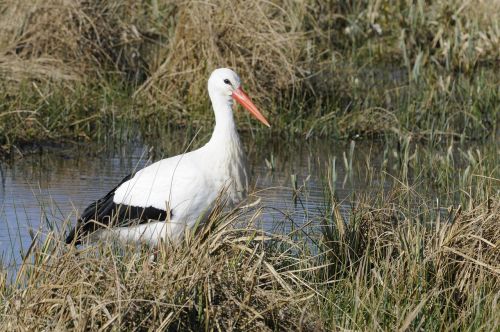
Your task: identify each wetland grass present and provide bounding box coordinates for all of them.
[320,194,499,330]
[0,199,325,331]
[1,138,498,330]
[318,138,499,330]
[0,0,498,154]
[0,0,499,330]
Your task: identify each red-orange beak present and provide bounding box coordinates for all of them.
[232,87,270,127]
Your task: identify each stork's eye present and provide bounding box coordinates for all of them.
[223,79,231,85]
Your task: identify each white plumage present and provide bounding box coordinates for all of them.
[66,68,269,245]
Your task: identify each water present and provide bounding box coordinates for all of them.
[0,137,390,269]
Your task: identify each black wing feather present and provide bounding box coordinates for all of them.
[66,173,170,245]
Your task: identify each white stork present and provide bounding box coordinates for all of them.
[66,68,270,245]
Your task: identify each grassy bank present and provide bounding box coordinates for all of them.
[1,0,499,155]
[320,196,499,330]
[1,137,498,330]
[1,205,324,330]
[2,199,498,330]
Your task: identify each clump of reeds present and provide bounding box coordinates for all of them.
[320,185,500,330]
[0,0,151,152]
[134,0,315,116]
[0,203,323,331]
[0,0,154,88]
[0,0,315,102]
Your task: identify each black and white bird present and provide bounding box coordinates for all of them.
[66,68,270,246]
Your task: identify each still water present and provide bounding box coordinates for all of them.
[0,137,389,268]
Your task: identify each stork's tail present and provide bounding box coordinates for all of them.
[65,224,82,246]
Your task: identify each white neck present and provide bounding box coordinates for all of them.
[207,91,238,146]
[204,86,249,201]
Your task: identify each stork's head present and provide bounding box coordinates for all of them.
[208,68,270,127]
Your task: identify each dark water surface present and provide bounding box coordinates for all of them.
[0,137,390,269]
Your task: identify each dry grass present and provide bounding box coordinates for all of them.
[0,0,498,151]
[0,0,314,99]
[2,188,498,330]
[320,189,500,330]
[0,203,323,331]
[0,145,499,330]
[134,0,314,115]
[0,1,150,87]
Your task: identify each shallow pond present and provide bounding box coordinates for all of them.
[0,136,392,269]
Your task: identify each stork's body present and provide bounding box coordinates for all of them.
[66,68,269,245]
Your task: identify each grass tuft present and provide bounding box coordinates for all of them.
[1,201,324,330]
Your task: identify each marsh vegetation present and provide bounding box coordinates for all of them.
[0,0,499,330]
[1,0,498,150]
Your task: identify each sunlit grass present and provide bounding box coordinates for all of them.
[0,0,498,329]
[0,0,498,154]
[1,136,498,330]
[1,198,324,330]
